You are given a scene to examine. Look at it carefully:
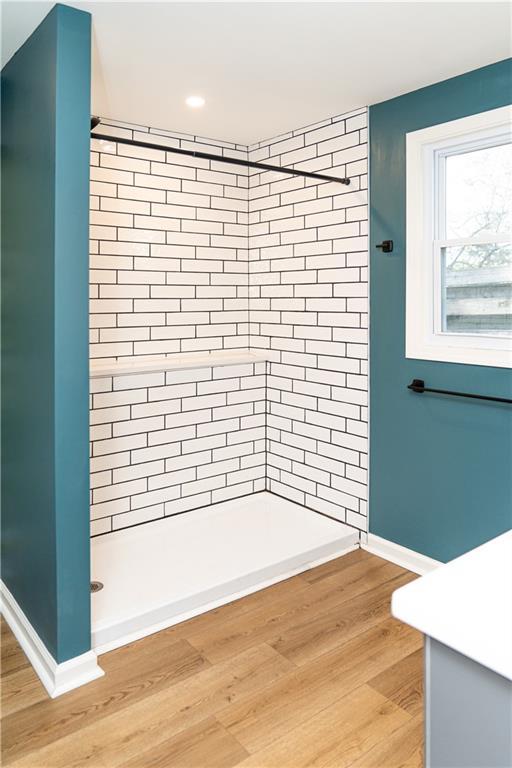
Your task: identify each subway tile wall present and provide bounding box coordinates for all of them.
[90,362,266,535]
[89,111,368,535]
[90,120,250,361]
[248,108,368,531]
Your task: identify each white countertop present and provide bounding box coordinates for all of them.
[392,530,512,681]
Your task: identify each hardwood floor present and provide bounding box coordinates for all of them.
[1,550,424,767]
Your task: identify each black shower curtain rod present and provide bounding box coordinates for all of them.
[90,118,351,186]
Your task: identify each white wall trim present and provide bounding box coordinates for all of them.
[0,580,104,698]
[405,104,512,369]
[361,533,442,575]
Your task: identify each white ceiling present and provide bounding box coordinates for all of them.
[2,2,511,145]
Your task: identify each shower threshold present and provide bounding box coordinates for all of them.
[91,491,359,653]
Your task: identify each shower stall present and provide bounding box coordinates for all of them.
[88,110,369,652]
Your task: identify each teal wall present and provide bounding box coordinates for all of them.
[1,4,91,662]
[369,59,512,563]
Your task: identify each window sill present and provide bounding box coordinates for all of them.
[406,338,512,369]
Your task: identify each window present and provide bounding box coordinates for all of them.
[406,106,512,368]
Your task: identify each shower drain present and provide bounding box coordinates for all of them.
[90,581,104,593]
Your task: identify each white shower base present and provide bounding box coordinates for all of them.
[91,491,359,653]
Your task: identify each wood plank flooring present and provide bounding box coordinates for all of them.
[1,550,424,768]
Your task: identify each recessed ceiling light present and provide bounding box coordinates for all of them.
[185,95,205,109]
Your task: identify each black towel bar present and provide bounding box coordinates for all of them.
[407,379,512,405]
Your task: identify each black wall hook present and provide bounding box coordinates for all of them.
[376,240,393,253]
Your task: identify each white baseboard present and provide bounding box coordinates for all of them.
[0,580,104,698]
[361,533,442,575]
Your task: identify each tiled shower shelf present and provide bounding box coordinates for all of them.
[90,350,270,378]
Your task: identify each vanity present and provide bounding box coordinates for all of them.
[392,531,512,768]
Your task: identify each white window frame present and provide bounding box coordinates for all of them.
[406,105,512,368]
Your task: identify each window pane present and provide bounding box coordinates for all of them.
[442,243,512,334]
[445,142,512,239]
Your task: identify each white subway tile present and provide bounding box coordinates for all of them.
[90,452,130,473]
[113,415,165,437]
[90,424,111,441]
[131,398,182,419]
[148,424,196,446]
[113,460,165,484]
[165,450,211,474]
[112,504,165,530]
[93,477,147,504]
[93,433,147,457]
[165,409,212,428]
[118,184,166,203]
[148,382,196,401]
[148,467,196,491]
[91,497,130,521]
[135,172,181,191]
[269,479,304,505]
[197,457,239,479]
[182,474,226,497]
[211,481,253,504]
[182,434,226,454]
[91,518,112,536]
[165,492,211,516]
[304,493,345,522]
[91,166,133,185]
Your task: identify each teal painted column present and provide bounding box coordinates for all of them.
[369,60,512,563]
[1,4,91,662]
